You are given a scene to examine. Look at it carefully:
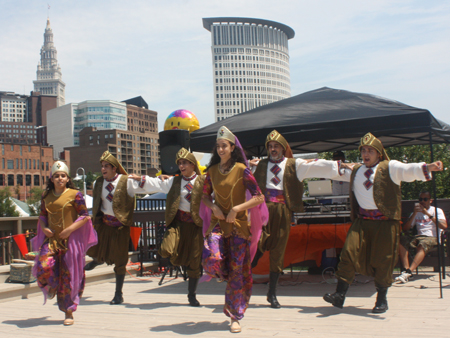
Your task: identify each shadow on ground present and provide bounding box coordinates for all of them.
[150,320,229,334]
[2,317,62,328]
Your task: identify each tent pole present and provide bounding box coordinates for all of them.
[429,131,443,298]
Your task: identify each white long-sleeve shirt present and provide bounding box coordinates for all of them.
[350,161,430,210]
[99,174,150,217]
[251,158,343,190]
[129,175,199,213]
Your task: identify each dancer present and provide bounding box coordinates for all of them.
[85,151,145,305]
[250,130,351,308]
[323,132,443,313]
[129,147,205,306]
[201,126,266,333]
[32,161,97,326]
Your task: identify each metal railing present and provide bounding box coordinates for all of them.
[0,199,167,266]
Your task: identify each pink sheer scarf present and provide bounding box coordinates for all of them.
[32,215,98,304]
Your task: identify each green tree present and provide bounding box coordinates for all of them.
[86,171,101,189]
[0,187,20,217]
[319,144,450,200]
[73,171,100,190]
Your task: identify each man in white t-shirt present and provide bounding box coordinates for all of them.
[396,191,447,283]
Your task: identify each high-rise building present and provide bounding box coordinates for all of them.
[47,100,127,157]
[203,17,295,121]
[122,96,159,134]
[0,92,28,123]
[65,97,160,176]
[0,91,56,145]
[33,19,66,107]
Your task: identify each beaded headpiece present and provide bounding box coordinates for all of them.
[216,126,236,144]
[50,161,70,177]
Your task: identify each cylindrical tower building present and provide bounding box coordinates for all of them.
[203,17,295,121]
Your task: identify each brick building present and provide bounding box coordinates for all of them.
[0,143,68,200]
[123,96,158,134]
[66,127,159,177]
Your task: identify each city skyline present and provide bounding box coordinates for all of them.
[2,0,450,132]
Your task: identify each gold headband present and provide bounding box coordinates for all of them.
[176,147,200,175]
[216,126,236,144]
[358,132,390,161]
[99,151,127,175]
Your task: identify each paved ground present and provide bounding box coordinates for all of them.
[1,268,449,337]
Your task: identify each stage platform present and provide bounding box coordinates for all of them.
[0,267,449,337]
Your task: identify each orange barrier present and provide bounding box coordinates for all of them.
[252,223,352,275]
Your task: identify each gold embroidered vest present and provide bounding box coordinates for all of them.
[253,158,304,212]
[349,160,401,221]
[207,163,249,238]
[92,175,135,226]
[165,175,205,227]
[44,189,79,251]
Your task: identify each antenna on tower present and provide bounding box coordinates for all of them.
[47,4,50,18]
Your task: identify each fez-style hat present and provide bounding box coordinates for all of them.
[176,147,201,175]
[99,151,127,175]
[265,130,293,158]
[358,132,390,161]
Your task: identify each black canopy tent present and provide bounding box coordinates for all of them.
[190,87,450,297]
[190,87,450,156]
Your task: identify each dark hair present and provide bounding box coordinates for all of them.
[332,151,345,160]
[206,139,246,171]
[42,175,77,199]
[419,191,432,198]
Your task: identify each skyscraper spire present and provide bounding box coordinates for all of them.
[33,18,66,107]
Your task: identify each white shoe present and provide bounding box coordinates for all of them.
[230,319,241,333]
[397,271,412,283]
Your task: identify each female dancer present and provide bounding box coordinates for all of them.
[32,161,97,325]
[201,126,266,333]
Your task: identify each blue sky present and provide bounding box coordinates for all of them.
[1,0,449,130]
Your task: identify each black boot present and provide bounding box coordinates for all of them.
[110,274,125,305]
[372,287,388,313]
[84,259,103,271]
[323,279,349,309]
[187,277,200,307]
[267,272,281,308]
[251,250,264,269]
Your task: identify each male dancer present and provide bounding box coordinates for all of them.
[85,151,146,305]
[130,148,205,306]
[251,130,351,308]
[323,132,443,313]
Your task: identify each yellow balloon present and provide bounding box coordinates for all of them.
[164,109,200,133]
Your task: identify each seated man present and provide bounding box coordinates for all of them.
[396,191,447,283]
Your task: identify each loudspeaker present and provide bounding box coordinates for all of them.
[159,130,190,175]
